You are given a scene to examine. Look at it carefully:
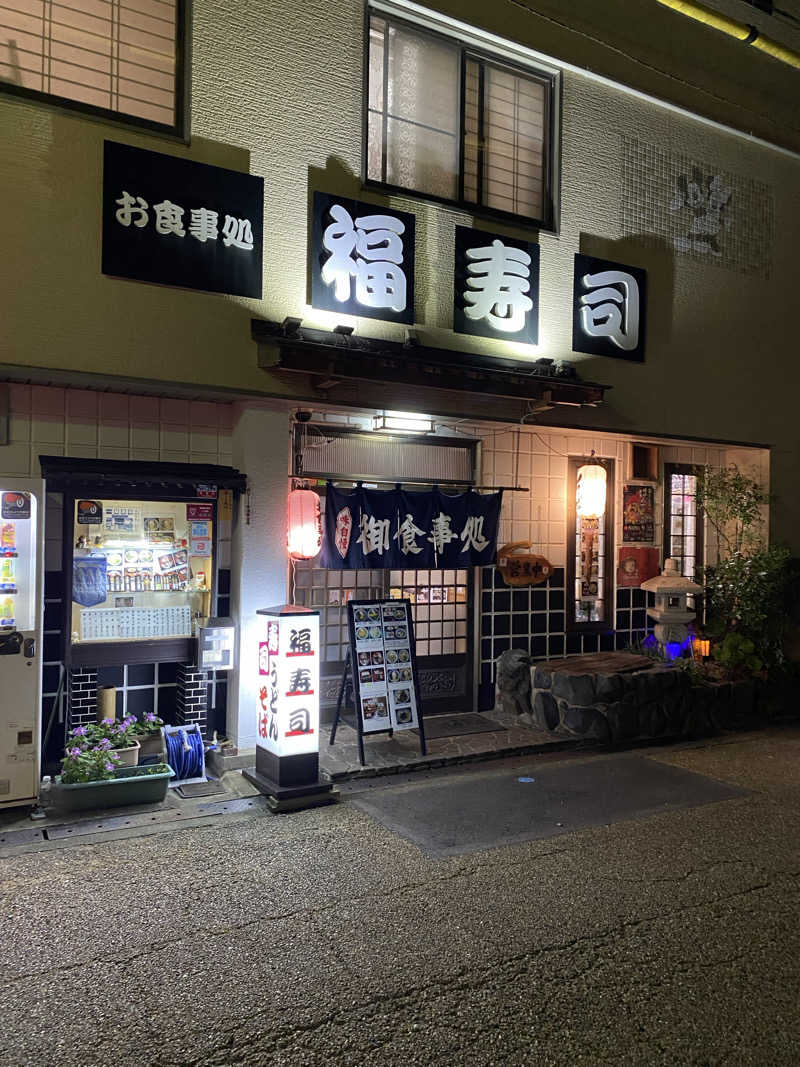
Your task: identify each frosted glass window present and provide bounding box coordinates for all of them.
[367,11,554,226]
[0,0,184,131]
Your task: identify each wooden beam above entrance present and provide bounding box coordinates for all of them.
[252,319,610,409]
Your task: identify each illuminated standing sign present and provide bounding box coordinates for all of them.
[453,225,540,345]
[257,609,320,760]
[572,253,647,363]
[310,192,415,324]
[246,604,335,810]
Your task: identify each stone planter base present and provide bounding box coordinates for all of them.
[496,650,766,745]
[53,765,174,812]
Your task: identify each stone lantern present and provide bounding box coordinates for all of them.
[641,557,703,648]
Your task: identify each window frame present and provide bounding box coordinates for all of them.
[663,462,705,578]
[566,456,615,633]
[362,7,558,232]
[0,0,192,141]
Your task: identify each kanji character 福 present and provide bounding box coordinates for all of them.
[321,204,406,312]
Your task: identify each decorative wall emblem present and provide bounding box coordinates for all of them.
[622,137,774,279]
[418,669,458,695]
[572,254,647,363]
[311,192,415,324]
[453,226,539,345]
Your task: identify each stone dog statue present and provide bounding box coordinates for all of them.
[495,648,533,724]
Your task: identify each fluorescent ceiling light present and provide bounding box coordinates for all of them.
[373,411,433,434]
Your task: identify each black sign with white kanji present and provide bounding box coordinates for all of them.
[572,253,647,363]
[102,140,264,297]
[310,192,415,324]
[453,225,540,345]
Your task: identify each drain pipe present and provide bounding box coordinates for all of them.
[655,0,800,70]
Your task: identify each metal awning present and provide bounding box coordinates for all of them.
[252,319,609,409]
[39,455,247,495]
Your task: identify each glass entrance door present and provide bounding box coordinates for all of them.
[293,560,473,716]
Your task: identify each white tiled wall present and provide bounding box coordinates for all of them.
[0,384,235,571]
[478,426,767,571]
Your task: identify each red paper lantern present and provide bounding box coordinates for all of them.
[287,488,322,560]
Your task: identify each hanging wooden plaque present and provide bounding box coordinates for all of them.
[496,543,554,586]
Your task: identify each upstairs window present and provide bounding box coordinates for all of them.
[366,11,557,229]
[0,0,188,135]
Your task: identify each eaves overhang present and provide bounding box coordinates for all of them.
[251,319,610,409]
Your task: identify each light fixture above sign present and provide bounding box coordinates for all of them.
[372,412,434,435]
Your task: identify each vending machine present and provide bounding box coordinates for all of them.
[0,478,44,809]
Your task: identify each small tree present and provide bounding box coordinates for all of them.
[696,465,767,557]
[698,465,793,668]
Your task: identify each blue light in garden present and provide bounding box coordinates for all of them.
[664,634,694,661]
[643,633,658,649]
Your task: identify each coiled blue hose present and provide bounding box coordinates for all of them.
[165,727,204,781]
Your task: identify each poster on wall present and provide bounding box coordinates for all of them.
[347,599,423,735]
[310,192,416,324]
[622,484,655,542]
[76,500,103,525]
[321,483,502,570]
[618,546,660,587]
[104,506,140,534]
[453,225,540,345]
[102,140,264,298]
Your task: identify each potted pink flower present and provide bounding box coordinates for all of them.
[131,712,166,759]
[68,716,140,767]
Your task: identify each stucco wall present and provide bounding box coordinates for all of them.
[0,0,798,541]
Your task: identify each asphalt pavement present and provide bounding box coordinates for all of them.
[1,727,799,1066]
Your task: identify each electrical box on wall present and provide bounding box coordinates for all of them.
[196,617,235,671]
[628,442,659,482]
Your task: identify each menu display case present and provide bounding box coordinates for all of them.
[41,456,245,671]
[70,497,214,657]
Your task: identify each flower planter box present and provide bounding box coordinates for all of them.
[53,765,174,813]
[136,733,165,760]
[113,741,140,767]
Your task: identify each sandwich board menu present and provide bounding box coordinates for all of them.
[330,598,426,764]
